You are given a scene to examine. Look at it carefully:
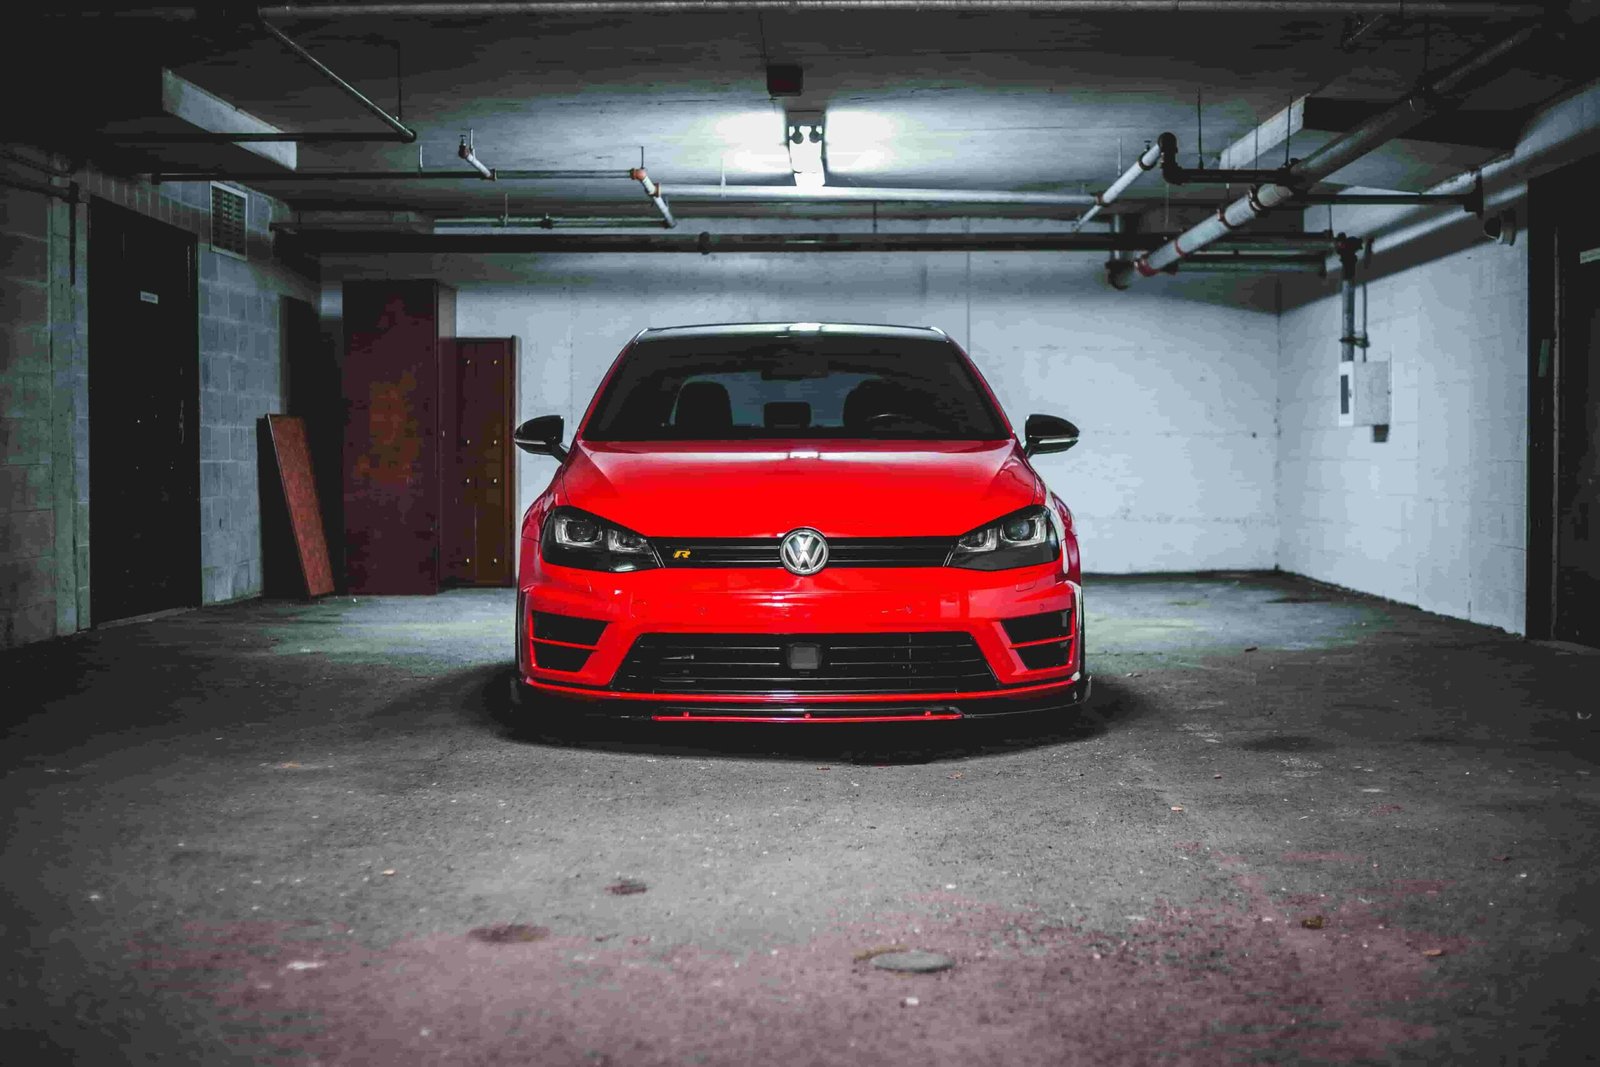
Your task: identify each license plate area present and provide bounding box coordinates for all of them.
[786,642,823,671]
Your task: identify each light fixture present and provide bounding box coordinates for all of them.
[787,116,825,188]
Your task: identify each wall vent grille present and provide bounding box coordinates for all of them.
[210,184,247,259]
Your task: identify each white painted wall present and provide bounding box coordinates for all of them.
[451,244,1279,574]
[1276,240,1529,634]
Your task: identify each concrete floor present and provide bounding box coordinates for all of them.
[3,573,1598,1065]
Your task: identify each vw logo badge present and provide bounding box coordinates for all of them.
[780,528,829,576]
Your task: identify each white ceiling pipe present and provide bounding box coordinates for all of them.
[630,167,676,228]
[242,2,1548,17]
[1072,140,1162,232]
[656,184,1096,206]
[1311,81,1600,276]
[1124,21,1542,282]
[458,137,496,179]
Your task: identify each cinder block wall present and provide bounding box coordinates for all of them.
[0,175,85,647]
[0,149,317,648]
[1276,241,1529,634]
[436,239,1279,575]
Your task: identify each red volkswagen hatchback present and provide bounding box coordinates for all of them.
[511,322,1088,723]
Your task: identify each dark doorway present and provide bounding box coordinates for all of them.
[1530,164,1600,647]
[282,295,344,588]
[88,200,199,624]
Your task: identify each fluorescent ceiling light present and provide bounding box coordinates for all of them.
[714,112,791,176]
[787,120,825,188]
[821,110,898,175]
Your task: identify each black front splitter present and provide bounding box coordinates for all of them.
[511,674,1091,722]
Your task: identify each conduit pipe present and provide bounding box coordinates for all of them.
[1335,234,1366,362]
[431,215,667,228]
[149,168,623,183]
[280,229,1341,256]
[1293,184,1482,211]
[648,184,1096,207]
[630,167,676,228]
[259,19,416,143]
[1120,22,1541,285]
[1157,131,1294,186]
[1072,140,1161,232]
[458,134,496,179]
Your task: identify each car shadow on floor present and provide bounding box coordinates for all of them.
[454,666,1150,765]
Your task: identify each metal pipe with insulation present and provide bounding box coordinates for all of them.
[630,167,676,228]
[1073,140,1162,232]
[1122,23,1541,283]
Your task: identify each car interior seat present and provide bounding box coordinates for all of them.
[673,380,734,433]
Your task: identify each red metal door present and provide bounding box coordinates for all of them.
[342,281,452,594]
[441,338,517,587]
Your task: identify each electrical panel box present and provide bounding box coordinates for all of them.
[1338,359,1391,427]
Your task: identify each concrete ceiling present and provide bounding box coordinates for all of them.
[25,4,1599,222]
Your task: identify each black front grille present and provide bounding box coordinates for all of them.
[653,537,953,568]
[613,632,996,694]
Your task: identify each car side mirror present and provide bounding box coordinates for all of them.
[1024,414,1079,457]
[513,415,568,461]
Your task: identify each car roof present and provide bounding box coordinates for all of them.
[636,322,951,343]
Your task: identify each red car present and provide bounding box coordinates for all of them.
[510,322,1088,723]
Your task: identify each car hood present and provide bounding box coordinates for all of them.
[558,440,1039,538]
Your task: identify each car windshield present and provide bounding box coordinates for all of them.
[581,334,1009,442]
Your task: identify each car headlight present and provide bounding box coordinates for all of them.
[948,505,1059,570]
[541,506,660,572]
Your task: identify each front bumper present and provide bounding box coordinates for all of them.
[512,670,1091,722]
[514,560,1086,722]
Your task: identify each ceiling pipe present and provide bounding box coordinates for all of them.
[148,168,624,183]
[258,18,416,143]
[649,184,1097,207]
[282,229,1344,254]
[630,167,676,228]
[1157,131,1295,186]
[1340,12,1389,50]
[1312,79,1600,279]
[104,20,417,145]
[1335,234,1367,362]
[1072,140,1161,232]
[430,215,667,228]
[1181,254,1325,274]
[106,131,418,144]
[1118,21,1543,286]
[458,133,496,179]
[1291,177,1483,214]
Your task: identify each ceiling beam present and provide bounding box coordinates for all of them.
[158,70,295,168]
[1301,98,1526,152]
